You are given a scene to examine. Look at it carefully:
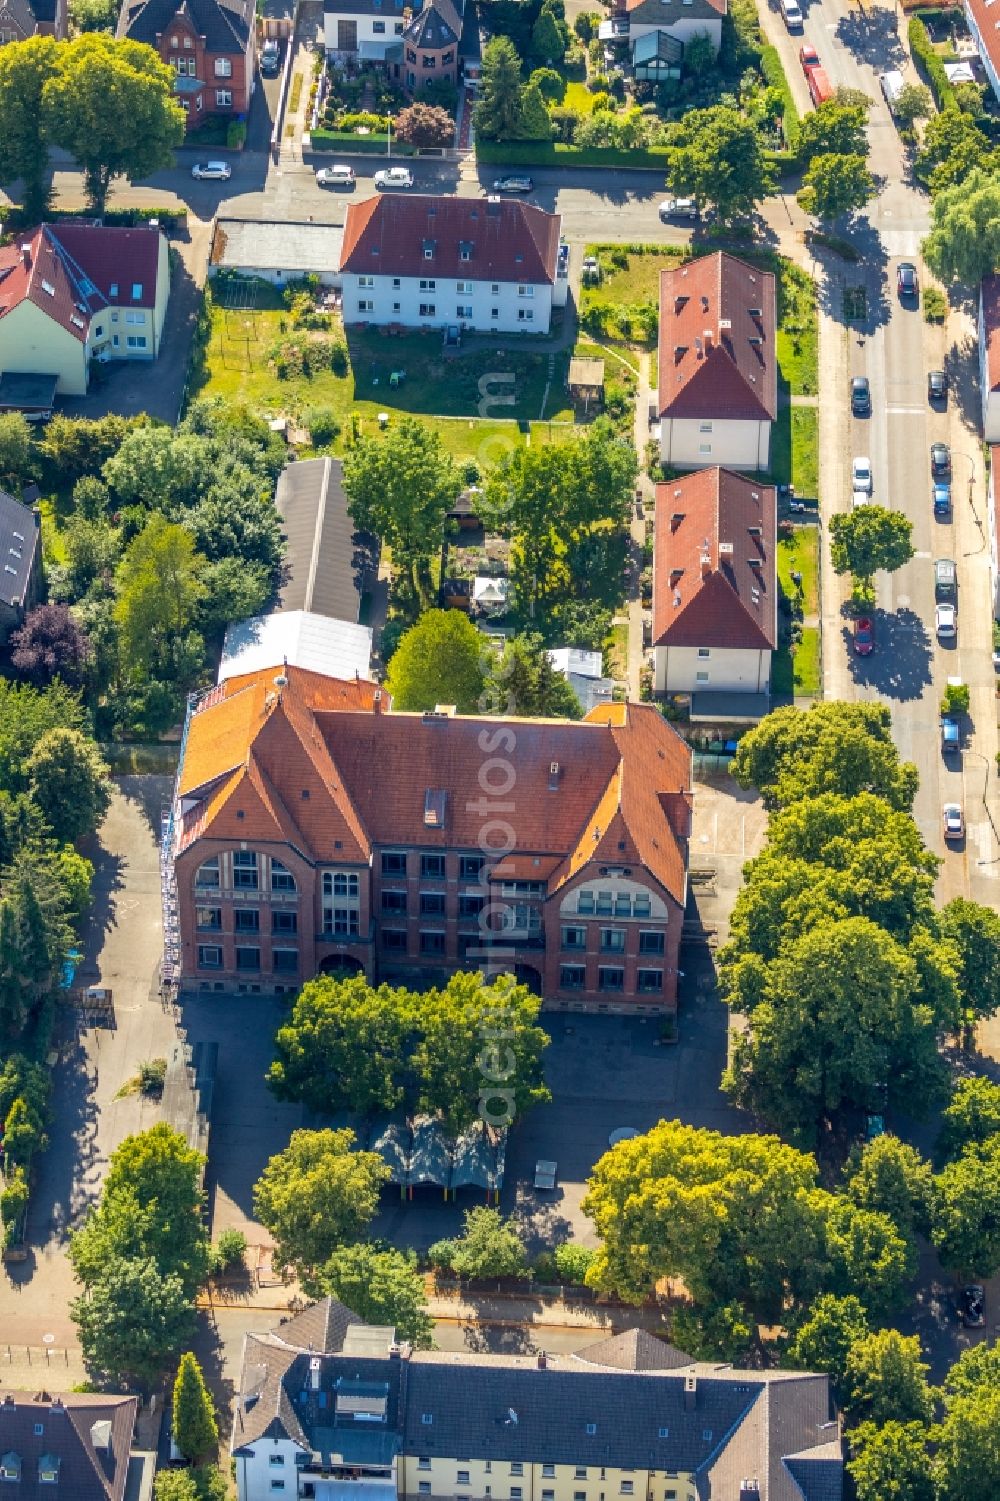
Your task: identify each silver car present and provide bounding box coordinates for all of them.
[191,161,232,181]
[374,166,414,190]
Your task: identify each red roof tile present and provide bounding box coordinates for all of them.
[0,222,161,344]
[982,274,1000,395]
[966,0,1000,97]
[658,252,776,422]
[652,467,777,650]
[340,194,560,285]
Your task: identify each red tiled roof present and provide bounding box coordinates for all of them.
[966,0,1000,94]
[180,669,692,904]
[982,274,1000,394]
[658,252,777,422]
[340,194,560,285]
[0,222,160,344]
[652,468,777,650]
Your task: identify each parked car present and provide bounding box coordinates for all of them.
[780,0,804,30]
[935,602,957,640]
[851,376,871,416]
[934,558,957,600]
[374,166,414,190]
[658,196,699,220]
[933,484,952,518]
[960,1284,985,1327]
[931,441,951,478]
[852,616,874,656]
[942,802,965,841]
[316,164,355,188]
[927,369,947,404]
[897,261,918,298]
[941,715,961,755]
[534,1159,558,1190]
[260,38,280,74]
[492,175,533,193]
[191,161,231,180]
[852,490,871,509]
[799,42,820,70]
[852,456,873,494]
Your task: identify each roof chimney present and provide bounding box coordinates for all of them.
[20,243,31,268]
[703,329,713,352]
[373,688,382,714]
[684,1373,697,1410]
[90,1419,113,1453]
[700,552,711,578]
[537,1352,548,1369]
[309,1356,321,1392]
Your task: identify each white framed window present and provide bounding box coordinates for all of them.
[697,647,710,657]
[131,282,143,299]
[195,94,203,110]
[195,857,220,889]
[216,88,232,106]
[197,944,222,969]
[126,334,148,349]
[271,859,296,893]
[491,282,499,294]
[183,32,192,45]
[418,1460,431,1472]
[419,278,436,290]
[456,305,472,318]
[699,421,713,432]
[358,299,374,312]
[392,277,401,288]
[170,33,178,44]
[517,284,533,297]
[491,308,499,319]
[698,443,712,454]
[358,275,374,288]
[517,309,533,322]
[695,670,709,682]
[542,1468,556,1479]
[125,310,146,324]
[269,1456,285,1467]
[456,280,473,294]
[392,302,401,313]
[419,303,436,317]
[419,1487,431,1496]
[233,850,258,889]
[214,56,232,75]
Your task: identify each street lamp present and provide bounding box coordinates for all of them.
[950,448,985,554]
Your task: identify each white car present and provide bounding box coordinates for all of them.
[316,164,355,187]
[942,802,965,841]
[935,602,957,639]
[852,456,873,494]
[191,161,232,181]
[658,196,698,220]
[852,490,870,509]
[374,166,414,190]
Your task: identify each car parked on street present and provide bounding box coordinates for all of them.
[961,1284,985,1327]
[897,262,918,299]
[799,42,819,70]
[191,161,232,180]
[852,456,873,494]
[852,616,874,656]
[933,484,952,518]
[493,176,533,193]
[659,196,699,220]
[941,715,961,755]
[934,558,957,599]
[931,442,951,478]
[935,602,957,640]
[260,38,280,74]
[374,166,414,189]
[942,802,965,841]
[851,376,871,415]
[927,369,947,404]
[316,164,355,188]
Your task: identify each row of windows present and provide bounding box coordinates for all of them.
[168,31,234,72]
[370,18,404,30]
[196,906,299,934]
[562,927,664,954]
[414,1488,657,1500]
[369,303,535,323]
[383,931,487,959]
[195,853,296,894]
[560,965,664,993]
[381,852,485,880]
[576,890,653,918]
[198,945,298,972]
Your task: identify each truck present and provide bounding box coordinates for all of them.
[806,65,834,107]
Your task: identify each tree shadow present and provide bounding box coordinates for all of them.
[842,605,932,702]
[115,773,175,844]
[833,5,905,69]
[19,1028,102,1264]
[461,1321,539,1354]
[942,328,982,438]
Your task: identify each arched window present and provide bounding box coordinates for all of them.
[270,859,296,894]
[195,857,220,890]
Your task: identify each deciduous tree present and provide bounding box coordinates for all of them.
[930,1134,1000,1277]
[914,110,993,193]
[394,102,454,146]
[114,515,205,679]
[786,1292,870,1399]
[663,105,775,224]
[803,152,874,221]
[937,1075,1000,1159]
[268,974,411,1116]
[847,1422,934,1501]
[939,897,1000,1023]
[893,83,932,130]
[0,36,61,221]
[253,1129,390,1279]
[829,505,914,594]
[844,1329,933,1426]
[922,168,1000,286]
[934,1385,1000,1501]
[430,1207,528,1279]
[319,1244,434,1344]
[384,609,486,713]
[0,413,33,489]
[11,605,92,689]
[846,1135,932,1238]
[796,101,868,162]
[42,35,185,213]
[26,726,111,843]
[71,1255,196,1386]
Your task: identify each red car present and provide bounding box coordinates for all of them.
[853,616,874,656]
[799,43,820,71]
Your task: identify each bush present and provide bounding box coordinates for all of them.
[139,1058,167,1097]
[306,408,341,446]
[394,102,455,147]
[554,1242,596,1283]
[760,44,800,150]
[226,119,247,149]
[0,1165,29,1242]
[209,1228,247,1275]
[941,682,970,714]
[908,17,957,111]
[339,110,390,133]
[923,286,947,323]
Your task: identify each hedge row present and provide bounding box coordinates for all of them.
[476,138,672,170]
[908,16,957,111]
[310,129,417,155]
[0,204,187,231]
[761,43,801,152]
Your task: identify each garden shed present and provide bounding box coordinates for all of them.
[568,356,605,411]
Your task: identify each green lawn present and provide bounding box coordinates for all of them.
[585,243,687,305]
[604,622,628,680]
[772,627,820,698]
[767,404,818,498]
[777,524,819,616]
[562,80,597,115]
[195,299,574,462]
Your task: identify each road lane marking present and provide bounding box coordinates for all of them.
[886,405,926,415]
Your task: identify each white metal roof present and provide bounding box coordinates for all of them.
[219,609,372,684]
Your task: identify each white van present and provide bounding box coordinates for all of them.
[781,0,804,30]
[880,70,905,113]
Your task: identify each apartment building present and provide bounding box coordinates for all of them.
[232,1300,843,1501]
[166,663,692,1014]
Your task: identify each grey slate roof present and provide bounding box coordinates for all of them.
[323,0,407,17]
[404,0,461,48]
[232,1301,842,1501]
[274,457,376,623]
[118,0,251,51]
[0,489,39,610]
[0,1392,138,1501]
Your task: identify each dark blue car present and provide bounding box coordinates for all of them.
[933,484,952,518]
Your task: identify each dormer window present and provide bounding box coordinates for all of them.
[109,282,118,297]
[38,1454,60,1485]
[422,240,436,260]
[132,283,142,301]
[0,1453,21,1482]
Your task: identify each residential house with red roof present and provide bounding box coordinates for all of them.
[323,0,481,91]
[979,274,1000,443]
[118,0,255,130]
[988,445,1000,617]
[965,0,1000,102]
[0,222,169,404]
[168,665,692,1014]
[652,468,777,702]
[340,193,563,335]
[658,251,776,471]
[0,0,66,44]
